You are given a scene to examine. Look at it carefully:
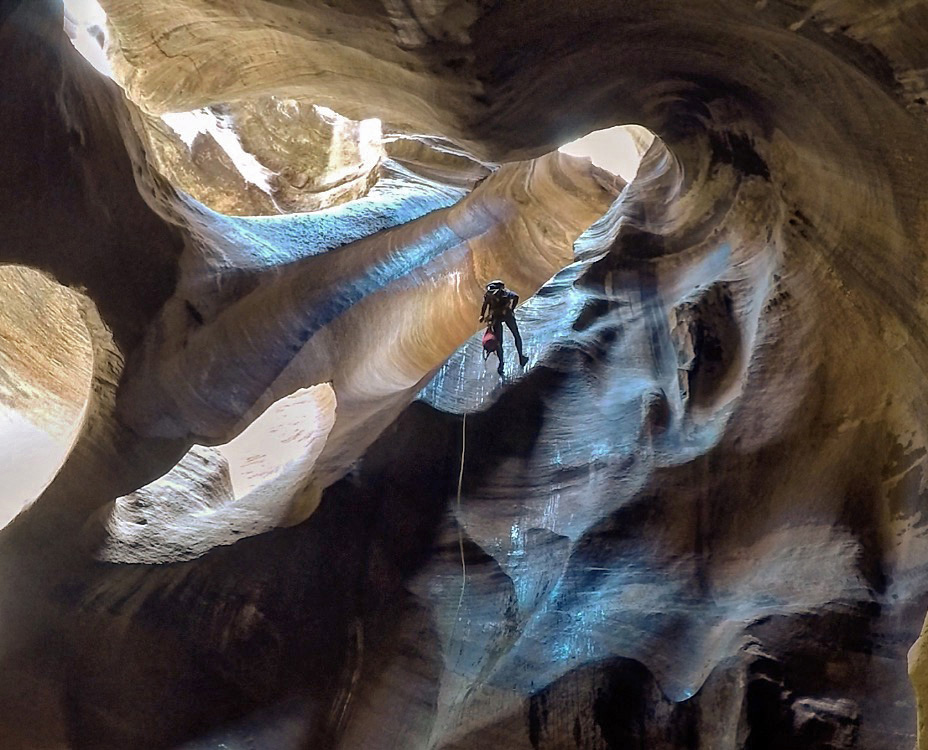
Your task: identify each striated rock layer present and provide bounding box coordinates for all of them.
[4,0,928,748]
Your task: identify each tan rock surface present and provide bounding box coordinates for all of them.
[139,99,385,216]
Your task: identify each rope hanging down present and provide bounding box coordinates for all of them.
[454,412,467,621]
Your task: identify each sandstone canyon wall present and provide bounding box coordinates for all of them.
[3,0,928,748]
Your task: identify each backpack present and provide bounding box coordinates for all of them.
[482,327,498,359]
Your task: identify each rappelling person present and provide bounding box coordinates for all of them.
[480,279,529,376]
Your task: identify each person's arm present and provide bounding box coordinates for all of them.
[480,295,489,322]
[510,291,520,312]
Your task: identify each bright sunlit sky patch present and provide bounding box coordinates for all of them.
[559,124,655,182]
[62,0,114,78]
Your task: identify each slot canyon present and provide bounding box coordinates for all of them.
[4,0,928,747]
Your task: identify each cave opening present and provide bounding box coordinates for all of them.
[0,266,94,529]
[63,0,112,79]
[64,0,393,217]
[558,124,656,184]
[99,383,337,563]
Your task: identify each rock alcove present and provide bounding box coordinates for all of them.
[4,1,928,748]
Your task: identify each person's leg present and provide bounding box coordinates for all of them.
[504,313,529,367]
[493,320,504,375]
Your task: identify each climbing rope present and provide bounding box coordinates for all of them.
[454,412,467,621]
[446,409,470,665]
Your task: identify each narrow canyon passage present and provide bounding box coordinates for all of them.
[3,0,928,748]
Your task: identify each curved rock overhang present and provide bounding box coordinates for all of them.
[93,383,337,563]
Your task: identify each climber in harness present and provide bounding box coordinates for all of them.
[480,279,529,376]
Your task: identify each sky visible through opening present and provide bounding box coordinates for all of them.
[559,124,654,182]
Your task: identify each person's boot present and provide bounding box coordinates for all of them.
[519,353,529,368]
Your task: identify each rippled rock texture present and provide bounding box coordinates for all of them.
[4,0,928,747]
